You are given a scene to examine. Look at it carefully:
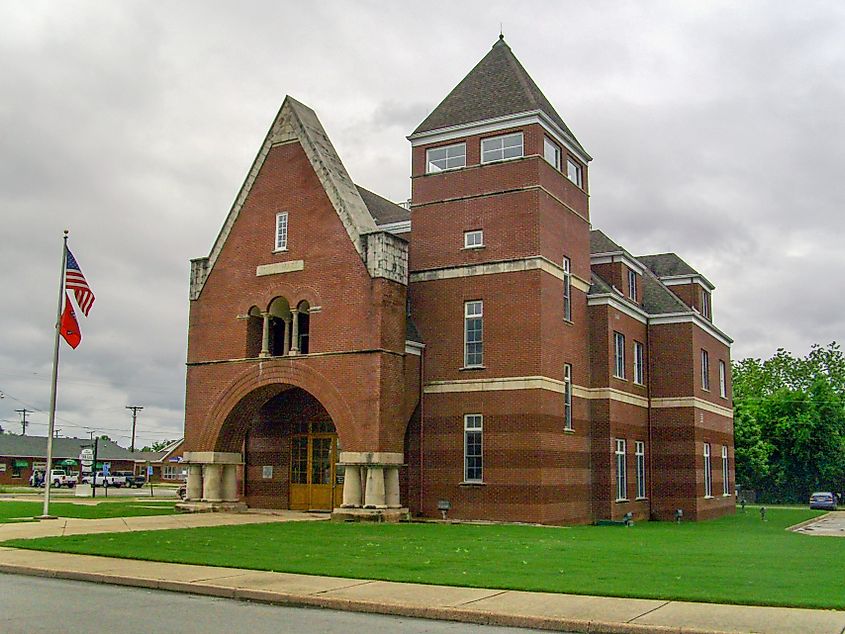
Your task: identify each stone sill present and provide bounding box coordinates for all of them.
[459,481,486,487]
[615,499,630,503]
[459,365,486,371]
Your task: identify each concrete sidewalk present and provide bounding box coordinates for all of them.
[0,513,843,634]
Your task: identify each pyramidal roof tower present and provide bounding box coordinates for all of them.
[410,35,590,161]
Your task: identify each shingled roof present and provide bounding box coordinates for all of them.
[356,185,409,225]
[412,37,589,158]
[0,436,138,461]
[589,229,623,254]
[638,253,714,290]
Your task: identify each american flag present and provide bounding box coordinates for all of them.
[65,248,95,316]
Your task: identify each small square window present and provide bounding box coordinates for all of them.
[566,157,583,187]
[426,142,466,173]
[464,230,484,249]
[543,137,560,170]
[275,212,288,251]
[481,133,523,163]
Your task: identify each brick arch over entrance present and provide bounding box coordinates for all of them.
[198,360,356,454]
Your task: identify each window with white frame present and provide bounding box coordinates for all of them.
[614,332,626,379]
[628,268,637,302]
[543,136,560,169]
[635,441,646,499]
[464,301,483,367]
[704,442,712,497]
[719,360,727,398]
[721,445,730,495]
[615,439,627,501]
[701,349,710,390]
[562,257,572,321]
[566,157,583,187]
[426,142,466,173]
[464,230,484,249]
[163,465,187,481]
[564,363,572,430]
[275,212,288,251]
[700,288,711,319]
[481,132,523,163]
[464,414,483,482]
[633,341,645,385]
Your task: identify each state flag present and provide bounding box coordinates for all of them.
[60,292,81,349]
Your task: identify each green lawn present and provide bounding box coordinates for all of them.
[0,500,177,523]
[4,507,842,609]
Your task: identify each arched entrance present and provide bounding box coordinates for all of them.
[242,386,343,511]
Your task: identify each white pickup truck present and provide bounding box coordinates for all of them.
[30,469,78,488]
[81,472,125,487]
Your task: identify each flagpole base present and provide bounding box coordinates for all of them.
[35,515,58,520]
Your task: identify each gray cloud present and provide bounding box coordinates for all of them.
[1,0,843,442]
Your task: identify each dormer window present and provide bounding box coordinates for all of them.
[543,137,560,170]
[627,268,637,302]
[700,288,711,319]
[426,142,466,173]
[481,132,523,163]
[566,157,583,188]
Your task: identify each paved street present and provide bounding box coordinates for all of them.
[0,573,537,634]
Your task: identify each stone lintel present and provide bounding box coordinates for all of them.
[182,451,243,465]
[338,451,403,465]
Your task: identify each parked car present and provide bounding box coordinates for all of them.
[809,492,838,510]
[113,471,146,488]
[81,472,122,487]
[29,469,77,488]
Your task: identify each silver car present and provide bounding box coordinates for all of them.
[809,492,838,510]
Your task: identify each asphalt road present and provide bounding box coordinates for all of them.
[0,573,541,633]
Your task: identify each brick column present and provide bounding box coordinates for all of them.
[259,312,271,358]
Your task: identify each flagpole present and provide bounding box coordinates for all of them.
[38,230,68,520]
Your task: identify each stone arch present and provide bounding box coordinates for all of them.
[199,360,358,454]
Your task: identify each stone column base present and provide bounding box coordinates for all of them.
[331,507,409,523]
[175,501,248,514]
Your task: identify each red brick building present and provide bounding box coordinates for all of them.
[181,37,734,523]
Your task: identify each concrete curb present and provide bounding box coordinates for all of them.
[787,512,830,532]
[0,560,735,634]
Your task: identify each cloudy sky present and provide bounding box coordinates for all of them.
[1,1,843,444]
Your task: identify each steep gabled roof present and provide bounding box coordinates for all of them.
[590,229,622,254]
[638,253,714,290]
[356,186,409,225]
[412,37,588,157]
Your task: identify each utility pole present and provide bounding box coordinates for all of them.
[15,409,31,435]
[126,405,143,452]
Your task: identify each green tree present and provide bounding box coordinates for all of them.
[141,439,175,452]
[733,343,845,502]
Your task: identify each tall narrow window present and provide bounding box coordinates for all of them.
[464,301,483,367]
[562,257,572,321]
[701,349,710,390]
[543,137,560,169]
[275,212,288,251]
[564,363,572,430]
[719,360,727,398]
[635,441,646,499]
[426,142,466,173]
[721,445,730,495]
[628,268,638,302]
[704,443,712,497]
[633,341,645,385]
[615,439,627,501]
[566,157,583,187]
[481,132,523,163]
[464,414,483,482]
[614,332,626,379]
[700,288,711,319]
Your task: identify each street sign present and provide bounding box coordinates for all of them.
[102,462,110,476]
[147,466,153,476]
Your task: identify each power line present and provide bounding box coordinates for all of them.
[15,409,32,435]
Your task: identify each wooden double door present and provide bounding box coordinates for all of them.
[289,420,343,511]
